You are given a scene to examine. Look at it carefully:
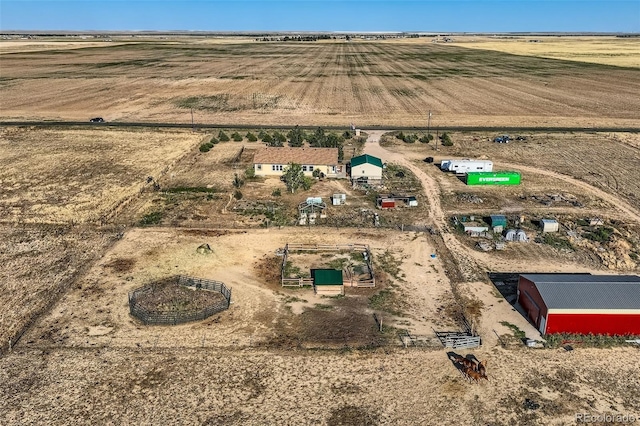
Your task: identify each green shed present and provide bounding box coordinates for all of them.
[312,269,344,296]
[490,215,507,228]
[466,171,521,186]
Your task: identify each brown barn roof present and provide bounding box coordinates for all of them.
[253,147,338,165]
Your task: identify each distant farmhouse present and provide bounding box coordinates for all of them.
[350,154,383,184]
[253,147,343,178]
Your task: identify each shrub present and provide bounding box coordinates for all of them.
[199,143,212,152]
[302,176,314,191]
[209,136,219,145]
[404,134,418,144]
[218,130,230,142]
[262,133,274,144]
[233,173,244,188]
[583,226,614,243]
[272,188,281,197]
[396,131,405,141]
[245,165,256,179]
[246,132,258,142]
[231,132,243,142]
[419,134,433,143]
[440,132,453,146]
[343,131,353,139]
[234,190,243,200]
[139,211,163,226]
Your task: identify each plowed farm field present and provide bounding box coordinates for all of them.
[1,38,639,127]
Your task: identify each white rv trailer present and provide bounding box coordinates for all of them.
[440,159,493,174]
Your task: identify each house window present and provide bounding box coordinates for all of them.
[302,165,308,172]
[309,166,314,171]
[256,164,262,171]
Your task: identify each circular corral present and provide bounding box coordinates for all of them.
[128,275,231,325]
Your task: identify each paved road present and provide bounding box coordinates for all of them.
[2,120,639,133]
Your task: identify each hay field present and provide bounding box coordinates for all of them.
[1,38,639,127]
[0,127,203,223]
[452,36,640,68]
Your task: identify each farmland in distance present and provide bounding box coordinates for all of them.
[1,37,639,128]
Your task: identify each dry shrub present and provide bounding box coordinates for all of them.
[253,255,282,287]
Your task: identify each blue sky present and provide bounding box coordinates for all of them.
[1,1,638,32]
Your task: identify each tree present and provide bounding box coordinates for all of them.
[308,127,327,147]
[287,125,305,147]
[231,131,243,142]
[273,132,286,146]
[440,132,453,146]
[282,163,305,193]
[245,165,256,179]
[246,132,258,142]
[218,130,230,142]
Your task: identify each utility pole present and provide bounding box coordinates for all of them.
[190,108,195,132]
[427,110,431,140]
[436,127,439,151]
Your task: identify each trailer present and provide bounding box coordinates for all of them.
[441,159,493,174]
[466,171,521,186]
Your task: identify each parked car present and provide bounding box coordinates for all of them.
[494,134,510,143]
[89,117,105,123]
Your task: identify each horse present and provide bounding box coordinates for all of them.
[465,366,487,382]
[478,359,488,377]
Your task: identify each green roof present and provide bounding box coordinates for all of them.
[351,154,383,168]
[312,269,344,286]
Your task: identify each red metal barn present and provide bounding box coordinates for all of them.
[517,274,640,335]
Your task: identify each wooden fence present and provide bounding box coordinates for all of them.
[281,243,375,288]
[129,275,231,326]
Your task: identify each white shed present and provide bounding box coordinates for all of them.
[541,219,559,233]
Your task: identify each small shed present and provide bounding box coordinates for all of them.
[378,198,395,209]
[516,229,528,242]
[312,269,344,296]
[540,219,559,233]
[332,193,346,206]
[408,196,418,207]
[490,215,507,228]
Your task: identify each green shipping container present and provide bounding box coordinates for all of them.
[466,171,521,186]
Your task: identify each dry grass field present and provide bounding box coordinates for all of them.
[452,36,640,68]
[0,224,116,354]
[0,127,203,223]
[5,227,638,425]
[1,37,639,127]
